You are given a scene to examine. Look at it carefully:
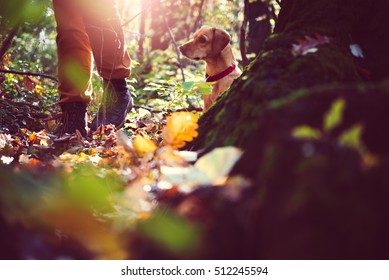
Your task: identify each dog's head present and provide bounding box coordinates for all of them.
[179,26,231,61]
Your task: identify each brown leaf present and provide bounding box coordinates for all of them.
[292,33,331,56]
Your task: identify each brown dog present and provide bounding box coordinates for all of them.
[179,26,242,112]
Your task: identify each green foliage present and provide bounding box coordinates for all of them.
[55,164,123,213]
[1,1,58,111]
[138,207,201,255]
[129,48,206,110]
[0,0,47,29]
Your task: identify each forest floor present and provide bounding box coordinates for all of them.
[0,66,246,259]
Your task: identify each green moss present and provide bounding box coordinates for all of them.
[269,88,308,109]
[214,107,226,123]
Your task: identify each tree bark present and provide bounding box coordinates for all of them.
[191,0,206,36]
[137,0,148,61]
[246,0,272,55]
[239,0,249,67]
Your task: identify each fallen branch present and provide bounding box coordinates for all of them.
[133,104,202,113]
[0,68,59,82]
[1,97,58,115]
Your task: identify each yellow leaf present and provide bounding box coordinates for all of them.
[40,138,48,146]
[323,98,346,132]
[34,85,44,98]
[2,53,11,67]
[133,135,157,157]
[29,131,48,145]
[292,125,322,140]
[162,112,199,149]
[28,132,37,143]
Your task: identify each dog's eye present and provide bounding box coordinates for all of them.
[198,36,207,44]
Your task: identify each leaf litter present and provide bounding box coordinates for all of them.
[0,106,248,259]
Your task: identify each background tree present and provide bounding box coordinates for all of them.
[240,0,274,66]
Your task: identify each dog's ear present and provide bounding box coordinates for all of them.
[211,27,231,55]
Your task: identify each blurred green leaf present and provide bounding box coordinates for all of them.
[193,82,213,95]
[324,98,346,132]
[63,60,90,91]
[59,165,122,213]
[338,124,363,150]
[138,208,200,254]
[0,0,45,28]
[292,125,322,140]
[182,81,194,91]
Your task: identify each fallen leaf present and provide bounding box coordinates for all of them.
[350,44,364,58]
[195,146,243,185]
[173,150,198,162]
[160,165,210,191]
[133,135,157,157]
[23,76,39,91]
[116,130,134,153]
[162,112,198,149]
[1,155,14,165]
[292,33,331,56]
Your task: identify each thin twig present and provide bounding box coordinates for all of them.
[1,97,58,113]
[192,0,207,35]
[0,68,59,82]
[133,104,202,113]
[137,0,148,60]
[133,104,156,111]
[122,5,151,27]
[163,17,185,83]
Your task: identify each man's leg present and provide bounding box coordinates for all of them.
[80,0,133,130]
[53,0,92,136]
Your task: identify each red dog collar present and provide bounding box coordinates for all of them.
[205,64,236,82]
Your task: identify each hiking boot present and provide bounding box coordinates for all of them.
[90,79,133,131]
[55,102,88,137]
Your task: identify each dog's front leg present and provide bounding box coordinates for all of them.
[203,83,220,112]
